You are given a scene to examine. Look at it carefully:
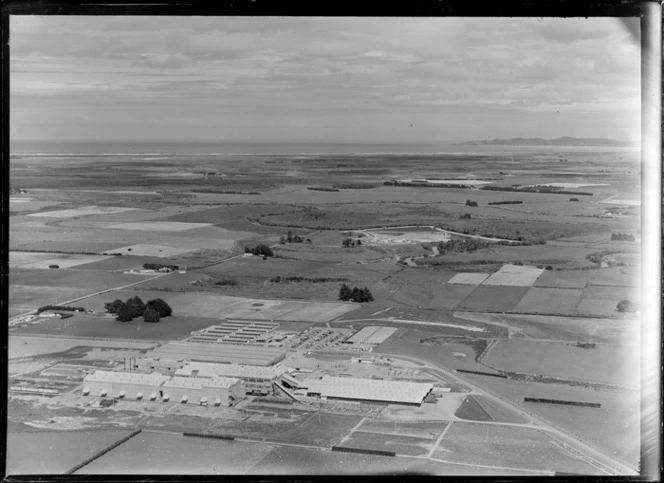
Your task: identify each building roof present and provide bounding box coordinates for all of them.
[163,376,204,390]
[204,376,242,389]
[174,361,285,380]
[301,376,432,404]
[148,341,285,366]
[84,371,169,386]
[346,326,398,345]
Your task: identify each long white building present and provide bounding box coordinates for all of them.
[82,370,244,406]
[298,376,433,406]
[174,361,285,395]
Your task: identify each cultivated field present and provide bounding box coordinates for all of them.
[447,273,490,285]
[482,264,544,286]
[27,206,138,218]
[456,285,530,312]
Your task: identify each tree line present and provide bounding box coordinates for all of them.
[244,244,274,258]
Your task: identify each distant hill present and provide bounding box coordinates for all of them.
[461,137,633,147]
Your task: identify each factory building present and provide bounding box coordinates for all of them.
[174,361,286,395]
[82,370,243,406]
[344,326,398,346]
[138,341,286,369]
[296,376,433,406]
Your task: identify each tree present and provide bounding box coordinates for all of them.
[287,230,293,243]
[465,200,478,207]
[143,308,160,323]
[104,299,125,314]
[147,298,172,317]
[338,283,352,301]
[125,296,146,318]
[617,299,637,312]
[116,304,134,322]
[279,236,286,244]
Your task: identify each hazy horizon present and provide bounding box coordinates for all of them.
[10,17,641,145]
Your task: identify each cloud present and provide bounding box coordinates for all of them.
[132,53,190,70]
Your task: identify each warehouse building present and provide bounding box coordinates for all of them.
[174,361,285,395]
[297,376,433,406]
[344,326,398,346]
[139,341,286,368]
[82,370,244,406]
[187,320,279,344]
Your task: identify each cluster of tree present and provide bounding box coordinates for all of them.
[191,189,260,195]
[610,233,635,242]
[244,244,274,257]
[575,342,597,349]
[270,276,348,283]
[465,200,478,207]
[437,237,494,254]
[342,238,363,248]
[214,279,238,286]
[458,214,471,219]
[280,230,306,244]
[480,185,593,196]
[384,180,471,189]
[487,201,523,205]
[616,299,638,313]
[338,284,374,302]
[307,186,340,192]
[104,296,172,322]
[37,305,85,313]
[143,263,179,271]
[332,183,379,189]
[569,198,580,202]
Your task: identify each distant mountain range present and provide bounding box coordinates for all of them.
[461,137,633,147]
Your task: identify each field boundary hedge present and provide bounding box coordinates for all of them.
[523,398,601,408]
[456,369,507,379]
[65,429,142,474]
[332,446,396,457]
[183,432,236,441]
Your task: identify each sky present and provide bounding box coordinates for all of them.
[10,16,641,144]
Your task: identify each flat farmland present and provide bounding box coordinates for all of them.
[12,240,128,253]
[78,431,275,475]
[27,205,138,218]
[482,264,544,286]
[483,339,639,386]
[392,281,477,310]
[447,273,490,285]
[457,285,529,312]
[588,268,639,287]
[160,204,302,232]
[453,394,529,424]
[582,285,640,301]
[77,289,357,322]
[10,252,113,269]
[458,374,640,469]
[102,244,198,257]
[10,267,153,292]
[534,270,594,288]
[7,430,136,475]
[274,245,388,263]
[13,313,222,341]
[340,431,433,456]
[454,313,638,345]
[9,284,90,312]
[575,299,624,317]
[71,255,181,271]
[103,221,214,232]
[512,287,583,315]
[435,423,601,474]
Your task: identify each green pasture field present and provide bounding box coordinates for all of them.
[340,431,433,456]
[77,431,275,475]
[575,299,624,317]
[582,285,639,300]
[161,204,303,232]
[70,255,180,271]
[458,374,640,468]
[588,269,640,287]
[483,339,639,386]
[7,430,136,475]
[512,287,583,315]
[436,422,601,474]
[455,313,638,345]
[456,286,529,312]
[472,395,529,423]
[10,267,152,292]
[76,289,357,323]
[11,240,126,253]
[357,419,448,438]
[9,285,89,313]
[12,313,221,341]
[533,270,595,288]
[274,245,388,263]
[392,282,477,310]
